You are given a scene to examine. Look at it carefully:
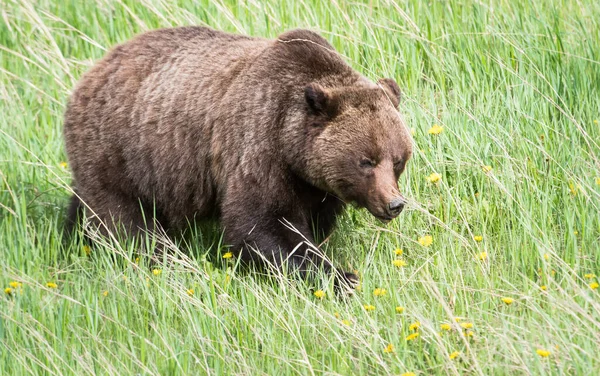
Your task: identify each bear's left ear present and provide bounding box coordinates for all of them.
[377,78,401,108]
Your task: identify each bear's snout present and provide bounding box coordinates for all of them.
[387,196,406,217]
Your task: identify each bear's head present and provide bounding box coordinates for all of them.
[302,78,413,222]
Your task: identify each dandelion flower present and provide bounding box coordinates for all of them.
[314,290,326,299]
[59,162,68,169]
[395,306,405,314]
[334,312,341,319]
[405,333,419,341]
[590,282,599,290]
[373,288,387,297]
[409,321,421,331]
[440,323,451,331]
[393,259,407,267]
[501,297,514,305]
[449,351,460,360]
[383,343,395,353]
[473,235,483,242]
[418,235,433,247]
[46,282,57,289]
[584,273,596,279]
[9,281,22,289]
[426,173,442,184]
[83,245,91,255]
[540,285,547,291]
[187,289,194,296]
[102,290,108,297]
[401,373,416,376]
[4,287,12,295]
[569,183,580,196]
[428,124,443,135]
[536,349,551,357]
[364,304,375,312]
[543,253,550,260]
[460,322,473,329]
[477,252,487,261]
[454,317,462,322]
[222,252,233,259]
[135,257,140,264]
[394,248,403,256]
[481,165,492,173]
[596,177,600,186]
[341,319,351,326]
[152,269,162,276]
[464,331,474,337]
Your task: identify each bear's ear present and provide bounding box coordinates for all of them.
[377,78,401,108]
[304,84,339,118]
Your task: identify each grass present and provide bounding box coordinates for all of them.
[1,0,600,374]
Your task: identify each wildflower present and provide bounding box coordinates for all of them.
[540,285,547,291]
[102,290,108,297]
[341,319,351,326]
[9,281,22,289]
[418,235,433,247]
[428,124,443,135]
[4,287,12,295]
[222,252,233,259]
[401,373,416,376]
[59,162,68,168]
[596,177,600,186]
[460,322,473,329]
[477,252,487,261]
[543,253,550,260]
[334,312,341,319]
[464,331,474,337]
[440,323,451,331]
[481,165,492,173]
[393,259,407,267]
[405,333,419,341]
[46,282,58,289]
[473,235,483,242]
[590,282,599,290]
[394,248,403,256]
[152,269,162,276]
[595,120,599,125]
[373,288,387,297]
[314,290,326,299]
[573,230,579,235]
[584,273,596,279]
[383,343,395,353]
[501,297,514,305]
[449,351,460,360]
[83,245,91,255]
[409,321,420,331]
[569,183,579,195]
[454,317,462,322]
[536,349,551,357]
[426,173,442,184]
[135,257,140,264]
[395,306,405,314]
[187,289,194,296]
[364,304,375,312]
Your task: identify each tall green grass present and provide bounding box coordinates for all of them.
[1,0,599,374]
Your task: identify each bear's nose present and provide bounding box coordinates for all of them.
[387,197,406,217]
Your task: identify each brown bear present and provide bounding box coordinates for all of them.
[64,26,413,288]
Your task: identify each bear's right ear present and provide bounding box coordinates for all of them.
[304,84,339,118]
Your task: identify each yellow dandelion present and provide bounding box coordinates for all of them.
[569,183,579,195]
[59,162,68,169]
[187,288,194,296]
[426,173,442,184]
[590,282,599,290]
[501,297,514,305]
[418,235,433,247]
[401,373,416,376]
[460,322,473,329]
[536,349,551,357]
[464,331,474,337]
[383,343,395,353]
[102,290,108,297]
[449,351,460,360]
[584,273,596,279]
[46,282,57,289]
[395,306,405,314]
[481,165,492,173]
[9,281,22,289]
[454,317,462,322]
[473,235,483,242]
[428,124,443,135]
[409,321,421,331]
[596,177,600,186]
[152,269,162,276]
[405,332,419,341]
[393,259,407,267]
[477,252,487,261]
[394,248,403,256]
[83,245,91,255]
[341,319,351,326]
[540,285,547,291]
[373,288,387,297]
[135,257,140,264]
[573,230,579,235]
[334,312,341,319]
[4,287,12,295]
[222,252,233,259]
[543,253,550,260]
[440,323,452,331]
[314,290,326,299]
[364,304,376,312]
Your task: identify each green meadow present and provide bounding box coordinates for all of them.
[1,0,599,374]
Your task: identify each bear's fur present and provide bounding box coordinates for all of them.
[64,26,413,287]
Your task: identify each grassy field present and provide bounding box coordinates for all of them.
[1,0,600,374]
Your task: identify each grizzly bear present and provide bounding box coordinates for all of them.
[64,26,413,289]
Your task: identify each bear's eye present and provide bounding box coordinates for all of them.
[359,158,376,169]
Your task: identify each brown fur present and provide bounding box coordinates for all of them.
[64,26,413,287]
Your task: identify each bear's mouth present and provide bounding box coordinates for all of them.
[374,214,394,224]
